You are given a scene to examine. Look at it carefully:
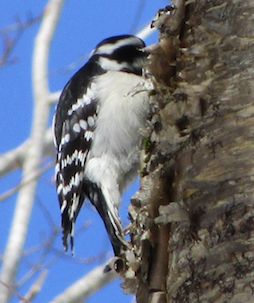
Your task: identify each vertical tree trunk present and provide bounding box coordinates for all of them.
[123,1,254,302]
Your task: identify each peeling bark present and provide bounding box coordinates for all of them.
[124,1,254,302]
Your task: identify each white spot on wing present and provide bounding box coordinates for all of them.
[83,94,91,105]
[61,133,70,145]
[69,193,79,220]
[62,184,71,195]
[61,200,67,213]
[67,85,96,117]
[57,183,63,194]
[55,163,60,174]
[84,131,94,141]
[73,123,81,133]
[68,98,84,116]
[82,84,96,106]
[80,119,87,130]
[87,116,95,128]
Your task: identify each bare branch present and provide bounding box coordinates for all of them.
[50,263,117,303]
[0,88,59,179]
[0,128,54,178]
[0,1,65,302]
[0,161,54,203]
[0,281,30,303]
[48,91,61,105]
[136,22,156,41]
[20,270,48,303]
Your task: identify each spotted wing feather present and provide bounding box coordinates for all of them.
[54,61,103,252]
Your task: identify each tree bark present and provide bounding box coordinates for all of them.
[124,1,254,302]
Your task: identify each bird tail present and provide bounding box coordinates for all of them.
[84,181,126,256]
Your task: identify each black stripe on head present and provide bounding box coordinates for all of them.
[93,35,147,75]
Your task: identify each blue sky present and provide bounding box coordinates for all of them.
[0,0,167,302]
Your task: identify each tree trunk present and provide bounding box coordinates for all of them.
[123,0,254,302]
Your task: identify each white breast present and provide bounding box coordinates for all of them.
[86,71,149,191]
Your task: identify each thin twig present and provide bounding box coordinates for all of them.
[0,127,54,178]
[0,13,43,68]
[0,161,54,203]
[20,270,48,303]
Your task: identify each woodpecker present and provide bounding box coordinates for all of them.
[53,35,150,256]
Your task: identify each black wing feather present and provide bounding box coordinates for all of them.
[54,59,104,252]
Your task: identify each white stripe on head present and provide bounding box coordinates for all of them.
[98,57,128,71]
[93,36,143,56]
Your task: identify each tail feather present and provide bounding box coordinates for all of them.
[84,181,126,256]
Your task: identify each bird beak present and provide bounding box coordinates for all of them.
[143,43,158,54]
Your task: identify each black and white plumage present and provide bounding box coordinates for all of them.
[53,35,149,256]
